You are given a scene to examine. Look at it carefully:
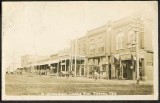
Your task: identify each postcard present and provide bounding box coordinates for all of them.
[2,1,158,100]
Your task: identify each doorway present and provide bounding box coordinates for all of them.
[122,60,133,80]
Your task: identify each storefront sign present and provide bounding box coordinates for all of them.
[114,54,120,60]
[120,54,131,60]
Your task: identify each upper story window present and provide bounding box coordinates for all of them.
[128,31,136,48]
[97,36,104,53]
[77,44,80,55]
[82,43,86,54]
[116,32,125,50]
[78,43,85,55]
[90,39,95,54]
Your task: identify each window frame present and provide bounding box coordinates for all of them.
[116,32,125,50]
[128,31,136,48]
[97,35,104,53]
[90,39,95,54]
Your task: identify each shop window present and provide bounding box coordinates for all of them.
[116,32,125,50]
[102,66,106,72]
[89,67,93,75]
[128,31,136,48]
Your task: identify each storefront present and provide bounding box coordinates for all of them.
[113,53,137,80]
[87,56,109,79]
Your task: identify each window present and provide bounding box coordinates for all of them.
[78,44,80,55]
[116,32,125,50]
[128,31,136,48]
[90,39,95,54]
[82,43,86,55]
[102,66,106,72]
[97,36,104,53]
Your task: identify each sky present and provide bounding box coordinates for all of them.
[2,1,157,69]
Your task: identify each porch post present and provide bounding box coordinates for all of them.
[106,64,109,79]
[79,65,81,76]
[61,59,62,72]
[65,59,66,72]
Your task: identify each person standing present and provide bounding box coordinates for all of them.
[94,70,98,81]
[99,66,103,80]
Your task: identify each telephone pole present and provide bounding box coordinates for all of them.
[74,39,77,77]
[70,40,73,72]
[136,21,140,83]
[132,17,141,84]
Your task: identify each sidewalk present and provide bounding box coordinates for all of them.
[54,76,153,85]
[11,74,153,85]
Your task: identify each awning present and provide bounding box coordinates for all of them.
[114,54,120,60]
[72,56,85,60]
[48,60,58,64]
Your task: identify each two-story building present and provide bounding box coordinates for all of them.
[76,37,87,77]
[86,25,111,79]
[110,14,154,81]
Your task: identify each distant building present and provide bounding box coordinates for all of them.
[72,37,87,77]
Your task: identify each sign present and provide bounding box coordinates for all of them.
[114,54,120,60]
[120,54,131,60]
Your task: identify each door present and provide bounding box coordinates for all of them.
[123,61,133,80]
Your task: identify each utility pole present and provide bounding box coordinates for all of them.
[74,39,77,77]
[135,18,140,84]
[70,40,73,72]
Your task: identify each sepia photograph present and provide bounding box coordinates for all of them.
[2,1,158,100]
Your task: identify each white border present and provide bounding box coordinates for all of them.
[2,1,159,100]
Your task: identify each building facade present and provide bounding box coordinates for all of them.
[75,37,87,77]
[110,15,153,81]
[86,25,111,79]
[20,12,154,81]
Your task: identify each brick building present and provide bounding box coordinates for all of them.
[110,15,154,81]
[85,25,111,79]
[20,12,154,81]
